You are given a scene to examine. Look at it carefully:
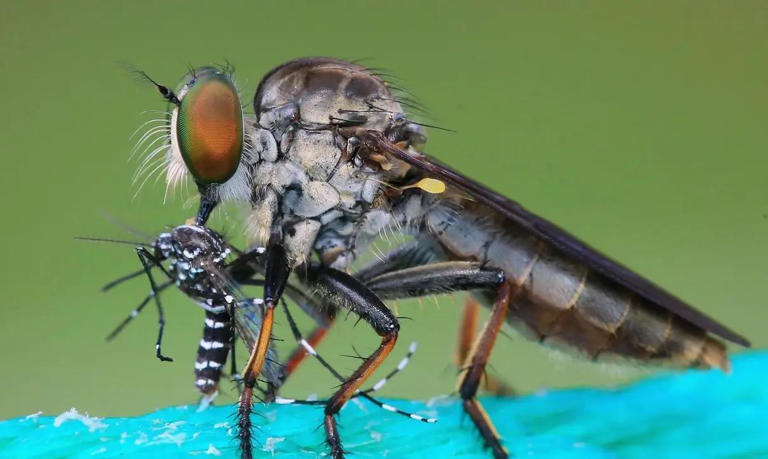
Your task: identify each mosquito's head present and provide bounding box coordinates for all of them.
[152,231,174,262]
[157,225,230,271]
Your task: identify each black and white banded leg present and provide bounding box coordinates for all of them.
[279,299,435,424]
[105,280,173,341]
[135,247,174,362]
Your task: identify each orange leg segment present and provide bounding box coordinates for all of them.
[242,306,274,380]
[456,295,481,366]
[457,282,514,459]
[457,295,515,396]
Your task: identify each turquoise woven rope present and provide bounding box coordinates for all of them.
[2,352,766,458]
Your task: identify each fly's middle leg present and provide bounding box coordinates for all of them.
[363,260,512,456]
[305,266,400,459]
[237,242,292,459]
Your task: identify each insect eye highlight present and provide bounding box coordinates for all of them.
[175,67,243,185]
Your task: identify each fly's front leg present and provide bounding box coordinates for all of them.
[237,279,337,397]
[237,242,291,459]
[280,318,334,384]
[306,266,400,459]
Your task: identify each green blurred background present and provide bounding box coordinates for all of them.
[1,1,766,419]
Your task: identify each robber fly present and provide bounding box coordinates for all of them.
[91,223,434,457]
[132,58,751,459]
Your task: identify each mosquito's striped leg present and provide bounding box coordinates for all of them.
[362,341,418,395]
[281,323,331,379]
[280,299,433,422]
[273,341,434,425]
[278,285,337,386]
[135,247,173,362]
[458,282,514,459]
[105,281,172,341]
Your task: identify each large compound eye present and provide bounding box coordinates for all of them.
[176,67,243,184]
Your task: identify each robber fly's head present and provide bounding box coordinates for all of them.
[153,225,230,269]
[171,66,243,185]
[134,65,251,223]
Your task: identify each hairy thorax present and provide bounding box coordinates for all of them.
[243,58,421,269]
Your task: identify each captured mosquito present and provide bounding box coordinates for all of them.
[86,224,436,456]
[131,57,751,458]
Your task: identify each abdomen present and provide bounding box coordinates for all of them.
[425,201,729,371]
[194,310,233,394]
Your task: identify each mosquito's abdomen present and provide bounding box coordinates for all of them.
[426,202,729,371]
[194,310,233,394]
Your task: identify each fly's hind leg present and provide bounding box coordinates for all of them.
[458,282,514,459]
[458,296,515,396]
[457,296,481,366]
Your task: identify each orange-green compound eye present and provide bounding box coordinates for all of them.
[176,70,243,184]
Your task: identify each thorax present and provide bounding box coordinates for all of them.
[245,58,411,268]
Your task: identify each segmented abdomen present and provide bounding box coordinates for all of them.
[426,202,728,371]
[194,310,233,394]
